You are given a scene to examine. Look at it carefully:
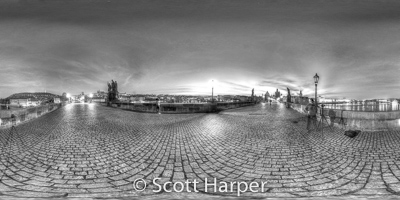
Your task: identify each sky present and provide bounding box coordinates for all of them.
[1,0,400,99]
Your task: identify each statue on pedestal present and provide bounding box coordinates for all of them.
[251,88,254,102]
[286,87,292,108]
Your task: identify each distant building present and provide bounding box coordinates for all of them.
[234,95,251,102]
[92,97,106,102]
[31,98,40,106]
[119,94,130,102]
[130,95,145,102]
[0,98,9,105]
[274,89,281,100]
[9,98,29,107]
[145,96,158,102]
[187,98,200,103]
[9,97,40,107]
[53,97,61,104]
[218,95,235,102]
[96,90,108,98]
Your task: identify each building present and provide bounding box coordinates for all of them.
[119,94,131,102]
[92,97,106,102]
[217,95,235,102]
[53,97,61,104]
[10,98,30,107]
[274,89,281,100]
[96,90,108,98]
[130,95,146,102]
[233,95,251,102]
[31,98,41,106]
[9,97,40,107]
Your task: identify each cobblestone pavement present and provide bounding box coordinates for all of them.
[1,103,400,199]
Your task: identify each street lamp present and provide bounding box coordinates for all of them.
[211,79,214,103]
[66,93,71,103]
[313,73,319,107]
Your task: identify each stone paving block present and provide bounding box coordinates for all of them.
[78,182,113,189]
[1,178,24,186]
[24,180,54,187]
[16,185,53,192]
[353,188,393,195]
[388,183,400,193]
[0,182,19,191]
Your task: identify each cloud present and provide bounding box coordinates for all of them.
[1,0,400,99]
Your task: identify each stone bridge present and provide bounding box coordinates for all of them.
[0,103,400,199]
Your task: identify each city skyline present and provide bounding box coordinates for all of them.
[1,0,400,99]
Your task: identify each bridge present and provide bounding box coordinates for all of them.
[0,103,400,198]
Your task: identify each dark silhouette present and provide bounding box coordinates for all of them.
[328,109,336,127]
[156,98,161,114]
[107,80,119,105]
[305,98,317,130]
[251,88,254,102]
[286,87,291,108]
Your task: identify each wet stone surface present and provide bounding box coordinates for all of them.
[0,103,400,199]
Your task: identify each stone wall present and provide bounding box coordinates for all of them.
[0,103,62,128]
[106,101,256,114]
[288,102,400,131]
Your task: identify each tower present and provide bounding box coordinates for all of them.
[275,89,280,99]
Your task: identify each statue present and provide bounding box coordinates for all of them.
[114,81,118,99]
[251,88,255,102]
[286,87,292,107]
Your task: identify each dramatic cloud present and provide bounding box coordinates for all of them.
[1,0,400,99]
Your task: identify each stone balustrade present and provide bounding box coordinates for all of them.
[106,101,256,114]
[0,103,63,128]
[288,102,400,131]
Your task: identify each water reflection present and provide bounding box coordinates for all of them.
[324,103,400,112]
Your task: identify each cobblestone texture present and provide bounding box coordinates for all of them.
[1,103,400,199]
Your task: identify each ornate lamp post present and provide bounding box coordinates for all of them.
[211,80,214,103]
[314,73,319,108]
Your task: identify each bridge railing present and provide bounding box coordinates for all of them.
[0,103,62,128]
[105,101,256,114]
